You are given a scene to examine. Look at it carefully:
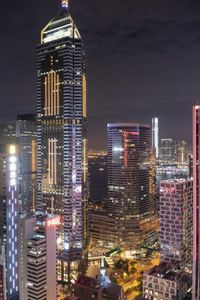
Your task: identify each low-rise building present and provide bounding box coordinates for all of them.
[74,256,126,300]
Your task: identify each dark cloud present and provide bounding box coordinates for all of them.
[0,0,200,149]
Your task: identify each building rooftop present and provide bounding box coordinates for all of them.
[76,274,126,300]
[107,123,150,128]
[145,263,190,283]
[160,178,193,185]
[41,4,80,44]
[76,275,102,290]
[105,282,124,298]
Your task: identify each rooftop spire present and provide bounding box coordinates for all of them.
[62,0,69,7]
[100,255,105,269]
[62,0,69,8]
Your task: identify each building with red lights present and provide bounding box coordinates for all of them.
[105,123,158,250]
[192,105,200,299]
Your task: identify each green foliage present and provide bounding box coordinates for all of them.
[129,267,137,274]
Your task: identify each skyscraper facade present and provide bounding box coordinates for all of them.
[36,0,88,278]
[152,117,159,158]
[193,105,200,299]
[19,213,59,300]
[0,246,6,300]
[0,145,19,300]
[106,123,158,250]
[143,178,193,300]
[176,140,189,165]
[0,117,37,214]
[160,179,193,271]
[16,114,37,213]
[160,138,175,163]
[0,123,16,145]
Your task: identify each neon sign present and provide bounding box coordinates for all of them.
[47,216,61,227]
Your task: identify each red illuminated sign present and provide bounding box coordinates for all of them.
[123,131,139,166]
[47,216,61,227]
[126,131,139,135]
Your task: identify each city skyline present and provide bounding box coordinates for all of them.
[0,1,197,299]
[1,0,200,149]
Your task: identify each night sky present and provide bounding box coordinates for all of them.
[1,0,200,149]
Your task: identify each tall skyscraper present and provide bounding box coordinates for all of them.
[193,105,200,299]
[0,117,37,213]
[0,145,19,300]
[152,117,159,158]
[36,0,88,280]
[106,123,158,250]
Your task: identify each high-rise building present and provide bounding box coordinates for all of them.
[16,114,37,213]
[0,122,16,145]
[160,179,193,271]
[189,154,193,179]
[0,245,6,300]
[88,153,107,203]
[0,117,37,214]
[193,105,200,299]
[143,178,193,300]
[36,0,88,280]
[19,213,59,300]
[176,140,189,165]
[152,117,159,158]
[149,148,157,206]
[105,123,158,251]
[160,138,175,163]
[19,215,36,300]
[0,145,19,300]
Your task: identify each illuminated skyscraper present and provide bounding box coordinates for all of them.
[106,123,158,250]
[0,145,19,300]
[176,140,189,164]
[0,245,6,300]
[160,179,193,270]
[152,117,159,158]
[193,105,200,299]
[0,117,37,214]
[16,114,37,213]
[160,138,175,163]
[19,213,59,300]
[36,0,87,279]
